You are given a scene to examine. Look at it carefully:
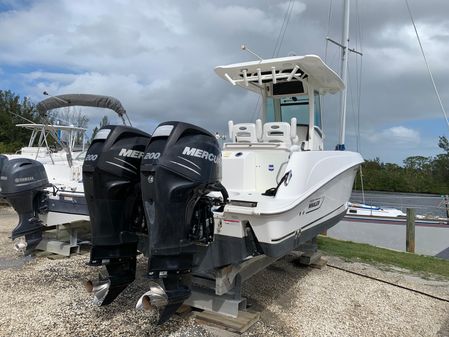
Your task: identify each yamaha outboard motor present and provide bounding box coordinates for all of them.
[0,157,49,253]
[138,121,227,323]
[0,154,7,197]
[82,125,151,306]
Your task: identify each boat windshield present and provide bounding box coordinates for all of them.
[265,93,321,128]
[74,151,87,161]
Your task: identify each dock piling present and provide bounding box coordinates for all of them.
[406,208,416,253]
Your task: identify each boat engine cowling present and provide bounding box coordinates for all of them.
[140,121,227,323]
[0,155,7,176]
[0,157,49,253]
[82,125,151,306]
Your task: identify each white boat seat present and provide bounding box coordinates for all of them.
[228,120,262,143]
[262,122,291,145]
[296,125,309,142]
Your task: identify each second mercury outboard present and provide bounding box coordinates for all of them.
[0,157,49,253]
[82,125,151,306]
[138,121,228,323]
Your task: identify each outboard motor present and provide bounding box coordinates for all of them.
[82,125,151,306]
[139,121,227,323]
[0,154,7,196]
[0,157,49,253]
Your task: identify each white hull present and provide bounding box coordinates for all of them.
[209,149,362,263]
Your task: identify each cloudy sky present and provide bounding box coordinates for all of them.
[0,0,448,164]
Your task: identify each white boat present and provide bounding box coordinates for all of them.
[6,123,86,165]
[345,201,449,226]
[211,55,364,258]
[0,94,130,255]
[347,202,406,217]
[81,54,364,323]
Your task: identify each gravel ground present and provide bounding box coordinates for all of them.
[0,206,448,337]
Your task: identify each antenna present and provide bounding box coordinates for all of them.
[43,91,70,104]
[241,44,263,61]
[325,0,362,151]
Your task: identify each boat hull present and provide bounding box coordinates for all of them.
[197,165,359,271]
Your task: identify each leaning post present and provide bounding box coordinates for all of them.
[406,208,416,253]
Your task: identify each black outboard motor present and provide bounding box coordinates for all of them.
[82,125,151,306]
[0,155,7,175]
[139,121,227,323]
[0,157,49,253]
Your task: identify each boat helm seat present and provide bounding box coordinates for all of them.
[262,122,292,145]
[228,120,262,143]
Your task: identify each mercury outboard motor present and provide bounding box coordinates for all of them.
[0,157,49,253]
[82,125,151,306]
[138,121,228,323]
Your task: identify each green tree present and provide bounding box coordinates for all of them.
[0,90,39,153]
[90,115,110,143]
[403,156,431,172]
[438,136,449,153]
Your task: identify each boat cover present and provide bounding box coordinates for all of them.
[36,94,127,117]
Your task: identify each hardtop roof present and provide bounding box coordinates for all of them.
[215,54,344,95]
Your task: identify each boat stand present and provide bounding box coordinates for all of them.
[185,238,321,318]
[36,222,90,257]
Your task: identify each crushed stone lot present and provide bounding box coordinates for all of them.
[0,206,448,337]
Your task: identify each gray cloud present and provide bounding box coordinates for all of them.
[1,0,449,164]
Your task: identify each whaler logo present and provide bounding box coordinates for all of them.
[119,148,145,159]
[306,196,324,214]
[182,147,219,163]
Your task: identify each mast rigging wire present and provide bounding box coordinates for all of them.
[405,0,449,132]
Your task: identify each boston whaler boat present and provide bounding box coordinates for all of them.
[0,94,131,255]
[82,54,364,323]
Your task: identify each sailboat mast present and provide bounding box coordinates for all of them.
[336,0,350,151]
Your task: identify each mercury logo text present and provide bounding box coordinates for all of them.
[119,148,145,159]
[182,147,219,163]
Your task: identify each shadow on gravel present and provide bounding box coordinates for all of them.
[242,256,314,336]
[88,259,195,336]
[438,315,449,337]
[0,255,33,270]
